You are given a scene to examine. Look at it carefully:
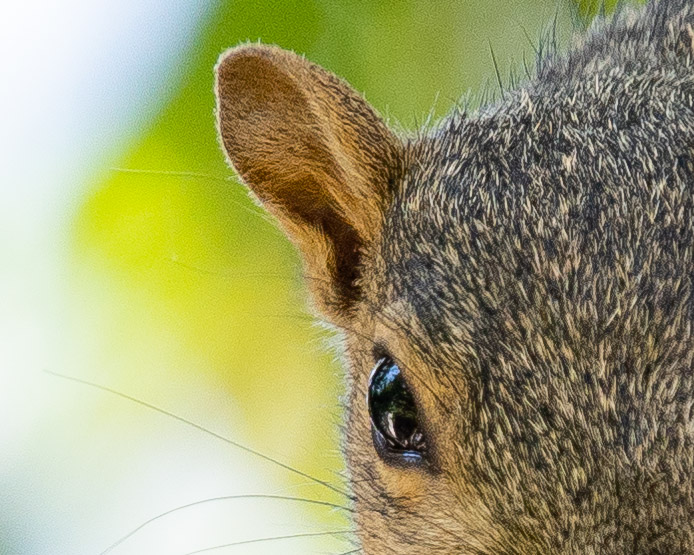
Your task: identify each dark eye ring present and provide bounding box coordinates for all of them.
[367,356,427,465]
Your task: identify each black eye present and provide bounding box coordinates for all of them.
[367,357,427,464]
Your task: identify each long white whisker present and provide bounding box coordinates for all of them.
[100,494,352,555]
[45,370,353,499]
[182,530,356,555]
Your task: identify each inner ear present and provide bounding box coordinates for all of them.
[279,174,363,310]
[215,44,405,322]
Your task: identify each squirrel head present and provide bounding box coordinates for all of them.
[215,4,694,549]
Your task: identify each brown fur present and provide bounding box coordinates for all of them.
[216,1,694,552]
[215,45,404,322]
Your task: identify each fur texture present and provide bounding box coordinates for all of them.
[217,1,694,552]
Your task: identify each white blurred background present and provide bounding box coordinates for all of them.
[1,3,348,554]
[0,1,581,553]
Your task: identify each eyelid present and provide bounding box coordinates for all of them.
[371,425,426,468]
[372,343,390,364]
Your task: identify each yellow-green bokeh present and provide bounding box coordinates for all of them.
[62,1,636,552]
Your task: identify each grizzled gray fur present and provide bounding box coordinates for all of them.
[216,0,694,552]
[377,1,694,551]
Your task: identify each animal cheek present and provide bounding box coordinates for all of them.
[378,467,433,510]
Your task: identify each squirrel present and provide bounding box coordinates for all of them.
[215,0,694,552]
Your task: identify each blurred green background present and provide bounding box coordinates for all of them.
[1,1,637,554]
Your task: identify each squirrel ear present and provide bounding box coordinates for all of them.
[215,44,404,322]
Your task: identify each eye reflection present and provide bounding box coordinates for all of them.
[367,357,426,456]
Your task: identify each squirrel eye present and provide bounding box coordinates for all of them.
[367,357,427,463]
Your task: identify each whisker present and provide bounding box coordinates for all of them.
[164,258,301,282]
[109,167,278,226]
[200,283,450,417]
[110,167,234,184]
[45,370,353,500]
[182,530,355,555]
[158,261,436,367]
[99,494,352,555]
[272,478,345,497]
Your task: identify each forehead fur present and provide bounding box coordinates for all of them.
[367,0,694,548]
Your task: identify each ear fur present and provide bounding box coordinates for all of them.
[215,44,404,322]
